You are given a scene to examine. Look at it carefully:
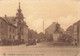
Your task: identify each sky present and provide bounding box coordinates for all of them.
[0,0,80,33]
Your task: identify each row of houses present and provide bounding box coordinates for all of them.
[66,20,80,46]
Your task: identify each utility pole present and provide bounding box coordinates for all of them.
[43,19,45,34]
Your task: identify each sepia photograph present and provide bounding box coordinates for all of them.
[0,0,80,56]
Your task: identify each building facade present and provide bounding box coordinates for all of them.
[0,2,28,45]
[0,16,17,45]
[66,26,74,38]
[37,32,45,42]
[45,22,64,42]
[67,20,80,46]
[72,21,80,45]
[0,17,8,45]
[28,29,37,45]
[22,24,28,43]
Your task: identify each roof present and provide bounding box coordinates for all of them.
[45,22,57,31]
[23,21,28,27]
[2,16,17,27]
[0,17,7,23]
[73,20,80,26]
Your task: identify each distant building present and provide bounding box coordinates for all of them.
[72,21,80,45]
[22,23,28,43]
[66,25,74,37]
[37,32,45,42]
[67,20,80,46]
[45,22,58,35]
[28,29,37,45]
[45,22,64,42]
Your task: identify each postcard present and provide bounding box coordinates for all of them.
[0,0,80,56]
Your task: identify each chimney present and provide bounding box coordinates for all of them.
[5,14,7,19]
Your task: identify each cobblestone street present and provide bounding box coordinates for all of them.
[0,42,80,56]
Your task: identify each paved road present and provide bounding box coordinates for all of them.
[0,42,80,56]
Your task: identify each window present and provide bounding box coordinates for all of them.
[10,27,11,32]
[75,34,77,36]
[9,35,11,39]
[0,33,1,38]
[13,36,15,39]
[1,22,3,28]
[20,27,22,31]
[13,29,14,33]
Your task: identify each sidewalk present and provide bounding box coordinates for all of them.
[37,41,79,48]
